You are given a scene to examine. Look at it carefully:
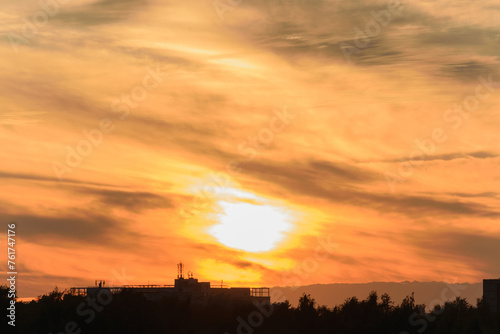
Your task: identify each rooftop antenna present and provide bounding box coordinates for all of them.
[177,262,184,279]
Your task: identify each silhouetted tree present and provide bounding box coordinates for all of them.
[14,287,500,334]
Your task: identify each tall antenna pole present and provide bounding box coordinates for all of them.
[177,262,184,279]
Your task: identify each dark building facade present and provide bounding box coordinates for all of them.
[483,279,500,313]
[71,264,270,305]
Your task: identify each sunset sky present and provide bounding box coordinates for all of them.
[1,0,500,298]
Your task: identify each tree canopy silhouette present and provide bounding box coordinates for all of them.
[9,286,500,334]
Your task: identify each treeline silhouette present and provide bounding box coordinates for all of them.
[2,285,499,334]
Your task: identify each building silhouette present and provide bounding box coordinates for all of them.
[71,263,270,305]
[483,279,500,312]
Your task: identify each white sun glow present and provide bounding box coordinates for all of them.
[207,193,293,252]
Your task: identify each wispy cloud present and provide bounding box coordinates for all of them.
[0,111,46,125]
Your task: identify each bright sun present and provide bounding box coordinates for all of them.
[207,193,293,252]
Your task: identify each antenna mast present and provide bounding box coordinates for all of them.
[177,262,184,279]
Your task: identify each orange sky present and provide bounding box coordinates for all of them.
[1,0,500,298]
